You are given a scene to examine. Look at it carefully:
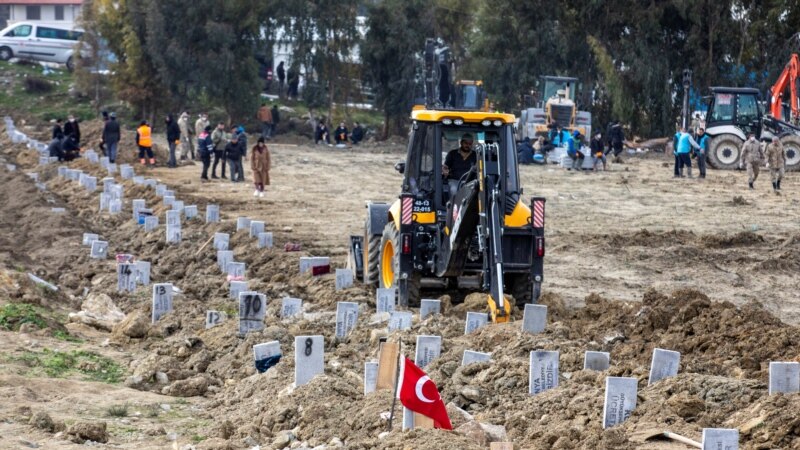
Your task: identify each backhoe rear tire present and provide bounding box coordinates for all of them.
[362,218,381,285]
[780,135,800,172]
[379,222,420,307]
[508,274,537,309]
[707,135,744,170]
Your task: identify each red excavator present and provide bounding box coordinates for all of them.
[769,53,800,124]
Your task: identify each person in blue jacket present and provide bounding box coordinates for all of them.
[675,127,700,178]
[566,130,584,170]
[695,128,709,179]
[672,125,681,177]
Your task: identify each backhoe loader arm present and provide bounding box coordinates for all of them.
[770,54,800,121]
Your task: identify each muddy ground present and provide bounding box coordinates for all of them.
[0,118,798,449]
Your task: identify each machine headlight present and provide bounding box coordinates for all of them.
[481,120,491,126]
[442,118,453,125]
[453,118,464,125]
[493,120,503,127]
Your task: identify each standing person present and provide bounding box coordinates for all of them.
[197,125,214,180]
[136,120,155,166]
[609,121,625,157]
[672,125,682,178]
[443,133,477,195]
[675,127,700,178]
[235,126,248,160]
[52,119,64,140]
[251,137,271,197]
[739,133,764,190]
[334,122,348,145]
[257,103,273,140]
[351,121,364,145]
[102,113,121,164]
[276,61,286,95]
[590,132,607,171]
[63,114,81,146]
[224,134,242,183]
[315,120,331,145]
[287,65,299,99]
[211,122,228,179]
[165,114,181,168]
[178,111,194,161]
[765,138,786,193]
[271,103,280,137]
[567,130,585,171]
[695,128,709,179]
[690,113,701,136]
[194,113,209,145]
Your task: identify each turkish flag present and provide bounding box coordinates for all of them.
[399,357,453,430]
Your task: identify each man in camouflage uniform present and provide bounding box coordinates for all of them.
[765,138,786,193]
[739,133,764,190]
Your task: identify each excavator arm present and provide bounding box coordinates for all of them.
[770,54,800,122]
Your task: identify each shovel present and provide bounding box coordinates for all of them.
[632,429,702,448]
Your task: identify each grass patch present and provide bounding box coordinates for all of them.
[0,303,47,331]
[106,404,129,417]
[0,61,95,122]
[52,330,83,343]
[191,435,207,443]
[13,349,125,383]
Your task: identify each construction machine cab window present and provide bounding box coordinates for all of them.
[543,79,577,102]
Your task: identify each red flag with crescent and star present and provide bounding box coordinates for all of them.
[398,357,453,430]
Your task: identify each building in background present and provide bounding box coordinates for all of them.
[0,0,83,29]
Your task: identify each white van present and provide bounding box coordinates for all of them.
[0,22,84,71]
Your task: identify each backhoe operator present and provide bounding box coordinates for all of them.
[443,133,477,195]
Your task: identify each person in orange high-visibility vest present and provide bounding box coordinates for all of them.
[136,120,155,166]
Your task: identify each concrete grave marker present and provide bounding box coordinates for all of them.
[35,182,47,191]
[38,156,49,165]
[171,200,184,213]
[100,156,109,167]
[602,377,638,429]
[205,310,226,329]
[420,299,441,319]
[163,195,175,207]
[6,163,16,171]
[133,176,145,185]
[522,304,547,334]
[648,348,681,385]
[135,261,151,285]
[107,164,117,175]
[236,217,251,231]
[281,297,302,318]
[335,302,359,338]
[152,283,174,323]
[109,199,122,214]
[257,232,273,249]
[163,190,174,198]
[205,204,220,223]
[376,288,396,313]
[465,312,489,334]
[166,225,182,244]
[529,350,559,395]
[249,220,265,237]
[294,335,324,386]
[702,429,739,450]
[253,341,282,373]
[226,262,246,278]
[335,269,354,291]
[82,233,99,246]
[584,351,611,371]
[166,210,181,227]
[213,233,230,251]
[144,178,157,187]
[48,156,59,163]
[415,335,442,368]
[85,176,97,192]
[364,361,379,395]
[136,208,153,224]
[144,216,159,232]
[229,280,248,300]
[27,172,39,182]
[99,193,110,212]
[299,257,330,274]
[184,205,198,219]
[102,177,114,193]
[110,184,123,200]
[132,199,146,221]
[217,250,233,272]
[51,207,66,213]
[156,184,167,196]
[90,240,109,259]
[238,292,266,335]
[768,362,800,394]
[117,263,137,292]
[462,350,492,366]
[388,311,413,331]
[58,166,67,177]
[120,165,134,179]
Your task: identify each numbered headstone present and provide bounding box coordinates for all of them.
[217,250,234,272]
[584,351,611,371]
[58,166,68,177]
[249,220,265,238]
[648,348,681,385]
[376,288,396,314]
[281,297,302,318]
[205,310,226,329]
[236,217,251,232]
[156,184,167,196]
[335,302,359,338]
[602,377,638,429]
[226,262,246,278]
[102,177,114,193]
[99,193,110,211]
[462,350,492,366]
[294,335,324,386]
[151,283,173,323]
[163,195,175,207]
[529,350,559,395]
[79,173,88,186]
[465,312,489,334]
[702,429,739,450]
[144,216,159,232]
[136,208,153,224]
[213,233,230,251]
[107,163,117,175]
[229,280,248,300]
[768,362,800,394]
[117,263,136,292]
[419,299,441,319]
[135,261,151,285]
[172,200,184,213]
[90,240,109,259]
[205,204,220,223]
[51,208,66,213]
[6,163,16,172]
[38,156,49,165]
[364,361,379,395]
[82,233,99,246]
[166,210,181,227]
[109,199,122,214]
[335,269,354,291]
[253,341,282,373]
[99,156,110,167]
[415,335,442,368]
[110,184,124,200]
[299,257,331,274]
[238,292,266,335]
[144,178,157,187]
[132,199,146,221]
[257,232,273,249]
[86,152,99,164]
[522,304,547,334]
[120,165,134,179]
[133,176,145,185]
[163,190,175,198]
[388,311,413,331]
[184,205,198,219]
[166,225,182,244]
[85,176,97,192]
[27,172,39,182]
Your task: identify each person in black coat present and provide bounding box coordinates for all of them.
[351,122,364,145]
[165,114,181,168]
[52,119,64,140]
[224,134,243,183]
[102,113,121,163]
[334,122,348,145]
[61,135,81,161]
[47,138,63,161]
[276,61,286,92]
[63,114,81,145]
[517,137,534,164]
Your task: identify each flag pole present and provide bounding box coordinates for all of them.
[387,341,402,431]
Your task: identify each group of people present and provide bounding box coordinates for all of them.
[740,133,786,193]
[314,120,366,146]
[48,115,82,162]
[671,126,708,179]
[517,120,625,172]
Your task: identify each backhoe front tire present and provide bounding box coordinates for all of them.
[508,274,539,309]
[707,135,744,170]
[362,218,381,285]
[379,222,420,307]
[780,135,800,172]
